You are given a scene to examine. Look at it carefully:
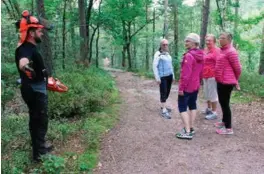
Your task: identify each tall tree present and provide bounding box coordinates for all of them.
[78,0,88,64]
[145,2,149,71]
[163,0,168,39]
[233,0,239,48]
[152,7,155,59]
[86,0,94,62]
[36,0,53,75]
[172,0,179,59]
[259,23,264,75]
[62,0,67,69]
[200,0,210,49]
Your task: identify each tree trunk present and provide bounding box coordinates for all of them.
[36,0,53,75]
[216,0,224,31]
[163,0,168,39]
[200,0,210,49]
[122,21,127,67]
[89,26,98,63]
[31,0,34,14]
[127,22,132,70]
[173,1,179,59]
[96,27,100,68]
[145,3,149,71]
[86,0,94,62]
[133,22,137,69]
[78,0,88,63]
[111,47,115,67]
[259,23,264,75]
[233,0,239,48]
[62,0,67,69]
[152,8,155,60]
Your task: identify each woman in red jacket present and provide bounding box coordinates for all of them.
[215,32,242,135]
[202,34,220,120]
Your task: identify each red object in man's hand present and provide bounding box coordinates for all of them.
[47,77,68,92]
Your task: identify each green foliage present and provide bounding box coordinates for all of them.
[41,155,65,174]
[48,66,117,118]
[239,72,264,98]
[1,63,19,111]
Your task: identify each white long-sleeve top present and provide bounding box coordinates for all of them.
[152,51,175,81]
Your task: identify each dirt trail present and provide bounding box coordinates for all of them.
[95,71,264,174]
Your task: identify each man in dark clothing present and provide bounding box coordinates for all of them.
[15,10,53,162]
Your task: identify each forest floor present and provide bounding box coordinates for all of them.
[94,71,264,174]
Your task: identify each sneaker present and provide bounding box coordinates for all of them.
[160,111,171,119]
[205,113,218,120]
[166,108,172,113]
[216,127,234,135]
[190,127,195,134]
[214,121,225,128]
[176,128,193,140]
[202,108,213,115]
[160,107,172,113]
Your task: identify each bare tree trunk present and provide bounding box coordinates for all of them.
[78,0,88,63]
[89,26,98,63]
[122,21,127,67]
[200,0,210,49]
[173,1,179,59]
[62,0,67,69]
[111,47,115,67]
[163,0,168,39]
[233,0,239,48]
[36,0,53,75]
[86,0,94,62]
[127,22,132,70]
[133,22,137,69]
[259,23,264,75]
[145,3,149,71]
[216,0,224,31]
[96,27,100,68]
[152,8,155,59]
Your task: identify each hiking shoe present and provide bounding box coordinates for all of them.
[202,108,213,115]
[216,127,234,135]
[190,128,195,134]
[214,121,225,128]
[205,113,218,120]
[176,128,193,140]
[160,111,171,119]
[160,107,172,113]
[166,108,172,113]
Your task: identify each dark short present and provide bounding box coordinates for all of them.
[178,91,198,113]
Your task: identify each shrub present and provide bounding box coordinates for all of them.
[48,66,117,118]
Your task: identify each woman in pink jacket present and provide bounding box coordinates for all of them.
[215,32,242,135]
[176,33,204,140]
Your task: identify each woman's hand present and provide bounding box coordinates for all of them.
[178,91,184,96]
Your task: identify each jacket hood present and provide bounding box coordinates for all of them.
[188,48,204,62]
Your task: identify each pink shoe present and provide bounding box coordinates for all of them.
[214,121,225,128]
[216,127,234,135]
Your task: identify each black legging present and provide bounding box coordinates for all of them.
[217,83,234,128]
[159,74,173,103]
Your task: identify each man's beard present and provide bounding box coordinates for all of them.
[34,36,42,43]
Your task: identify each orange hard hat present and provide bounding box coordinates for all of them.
[17,10,44,46]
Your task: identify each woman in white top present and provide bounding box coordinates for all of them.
[153,39,175,119]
